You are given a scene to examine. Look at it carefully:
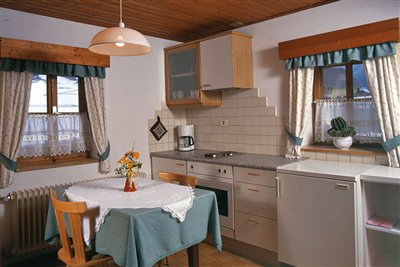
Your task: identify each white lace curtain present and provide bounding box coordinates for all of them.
[315,99,382,143]
[18,113,92,157]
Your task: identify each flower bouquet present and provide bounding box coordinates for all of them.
[115,150,143,192]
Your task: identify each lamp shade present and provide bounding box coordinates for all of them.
[88,26,152,56]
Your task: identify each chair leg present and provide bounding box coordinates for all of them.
[157,257,169,267]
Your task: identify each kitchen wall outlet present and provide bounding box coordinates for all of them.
[219,119,229,127]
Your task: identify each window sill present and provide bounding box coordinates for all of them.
[302,144,386,156]
[17,157,98,172]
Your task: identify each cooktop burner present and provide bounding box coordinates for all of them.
[220,151,238,156]
[202,151,238,159]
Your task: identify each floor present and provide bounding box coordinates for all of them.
[7,243,265,267]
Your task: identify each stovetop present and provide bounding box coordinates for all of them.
[201,151,239,159]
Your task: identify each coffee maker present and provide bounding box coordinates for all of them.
[177,125,195,151]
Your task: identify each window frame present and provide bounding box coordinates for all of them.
[312,61,379,146]
[17,74,93,171]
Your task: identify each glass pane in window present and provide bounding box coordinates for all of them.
[322,66,346,99]
[352,64,370,99]
[57,76,79,113]
[29,74,47,113]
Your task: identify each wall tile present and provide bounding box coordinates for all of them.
[338,154,351,162]
[149,89,385,167]
[350,155,363,163]
[362,155,376,164]
[315,152,327,161]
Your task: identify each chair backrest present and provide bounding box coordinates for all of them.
[158,172,198,187]
[50,190,88,265]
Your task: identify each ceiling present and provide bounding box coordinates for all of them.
[1,0,336,42]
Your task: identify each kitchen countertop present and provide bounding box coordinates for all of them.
[150,149,301,171]
[277,159,375,182]
[361,165,400,185]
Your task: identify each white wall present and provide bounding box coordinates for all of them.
[0,7,178,254]
[237,0,399,115]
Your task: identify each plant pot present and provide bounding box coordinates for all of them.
[333,136,353,150]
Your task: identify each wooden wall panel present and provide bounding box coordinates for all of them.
[279,18,400,60]
[0,37,110,67]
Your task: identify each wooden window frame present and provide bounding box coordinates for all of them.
[17,75,94,171]
[310,62,384,154]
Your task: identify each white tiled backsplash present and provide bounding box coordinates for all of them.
[148,88,387,166]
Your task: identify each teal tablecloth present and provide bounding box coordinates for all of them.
[45,187,222,267]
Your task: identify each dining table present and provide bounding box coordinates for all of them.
[45,177,222,267]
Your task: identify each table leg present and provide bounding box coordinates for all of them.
[187,244,199,267]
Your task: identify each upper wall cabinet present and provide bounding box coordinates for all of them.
[164,32,253,107]
[200,33,253,91]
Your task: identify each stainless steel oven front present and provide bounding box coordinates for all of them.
[187,161,234,237]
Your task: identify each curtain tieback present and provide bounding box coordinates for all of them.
[0,153,18,171]
[381,134,400,152]
[98,141,110,161]
[285,128,303,146]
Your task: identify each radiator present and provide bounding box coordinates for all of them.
[11,187,54,256]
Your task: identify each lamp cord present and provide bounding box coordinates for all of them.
[120,0,122,23]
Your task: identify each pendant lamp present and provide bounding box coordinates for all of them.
[88,0,151,56]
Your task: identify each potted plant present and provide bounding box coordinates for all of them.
[327,117,356,150]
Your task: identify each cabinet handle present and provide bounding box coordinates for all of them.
[247,219,262,224]
[247,172,260,176]
[247,188,260,192]
[276,177,280,198]
[335,183,349,190]
[176,163,185,167]
[202,84,211,87]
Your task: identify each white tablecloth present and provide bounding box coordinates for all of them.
[65,177,195,245]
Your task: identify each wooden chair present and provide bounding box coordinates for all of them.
[50,190,113,267]
[157,172,198,267]
[158,172,198,187]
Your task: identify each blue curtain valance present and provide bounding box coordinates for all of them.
[285,42,396,70]
[0,58,106,78]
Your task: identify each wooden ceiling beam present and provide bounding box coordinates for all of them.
[278,18,400,60]
[0,37,110,67]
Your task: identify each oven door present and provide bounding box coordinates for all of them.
[190,174,234,231]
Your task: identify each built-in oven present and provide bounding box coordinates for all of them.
[187,161,234,238]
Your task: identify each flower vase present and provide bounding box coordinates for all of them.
[123,174,136,192]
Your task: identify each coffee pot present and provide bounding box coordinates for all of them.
[177,125,195,151]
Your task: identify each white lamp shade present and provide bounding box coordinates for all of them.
[89,27,152,56]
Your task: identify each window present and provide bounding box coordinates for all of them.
[17,74,94,171]
[319,63,370,100]
[29,74,83,113]
[314,62,382,144]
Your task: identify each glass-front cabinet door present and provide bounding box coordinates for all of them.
[165,43,200,105]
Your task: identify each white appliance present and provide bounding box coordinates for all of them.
[187,160,234,238]
[177,125,195,151]
[276,160,372,267]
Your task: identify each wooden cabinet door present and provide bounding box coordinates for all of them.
[151,157,186,180]
[200,34,233,90]
[165,43,201,105]
[235,211,277,252]
[235,182,277,219]
[277,173,357,267]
